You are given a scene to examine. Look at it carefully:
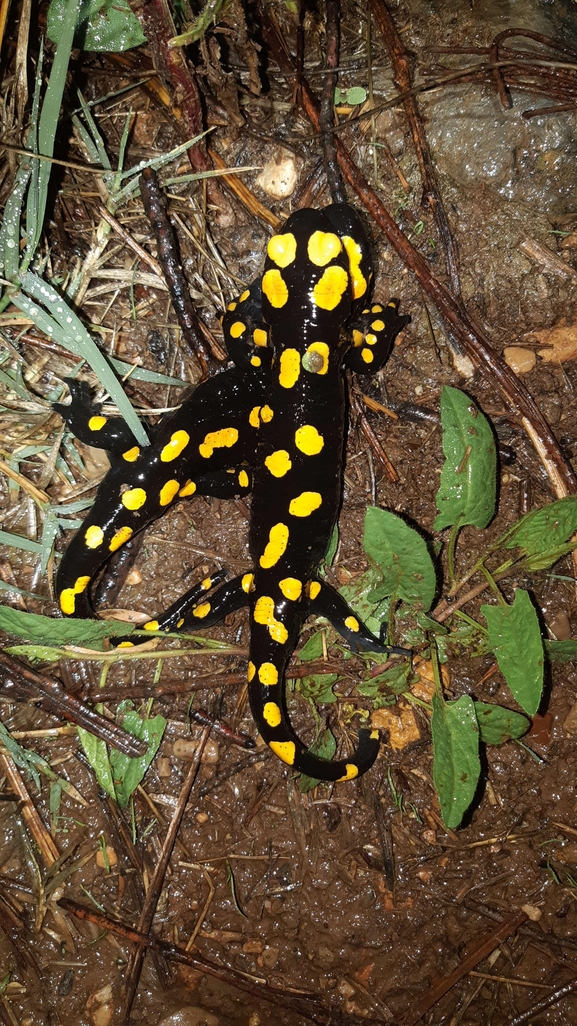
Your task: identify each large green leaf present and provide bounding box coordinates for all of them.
[434,386,497,531]
[0,606,134,650]
[362,506,436,611]
[431,694,480,829]
[78,707,165,807]
[47,0,146,52]
[481,590,543,716]
[499,497,577,570]
[473,702,530,745]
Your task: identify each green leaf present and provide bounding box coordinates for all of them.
[109,710,165,807]
[545,639,577,664]
[473,702,530,745]
[434,386,497,531]
[481,590,544,716]
[346,86,367,105]
[431,694,480,829]
[47,0,146,52]
[356,662,412,707]
[0,606,134,650]
[363,506,436,611]
[500,497,577,570]
[300,673,338,704]
[297,632,324,662]
[77,730,115,799]
[0,530,43,553]
[299,729,337,792]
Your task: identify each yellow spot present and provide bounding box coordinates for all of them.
[199,427,239,459]
[251,356,262,367]
[269,740,296,766]
[353,329,364,348]
[261,404,274,422]
[239,289,250,302]
[161,430,190,462]
[193,602,211,618]
[242,573,254,593]
[159,479,180,506]
[227,301,237,311]
[304,341,329,375]
[88,415,107,431]
[177,618,185,628]
[371,319,385,332]
[122,487,147,511]
[263,702,282,728]
[342,235,368,299]
[238,469,249,488]
[265,449,292,478]
[144,620,159,631]
[337,764,359,782]
[365,333,377,345]
[312,265,349,311]
[370,729,379,739]
[230,321,246,338]
[253,328,267,347]
[295,424,324,456]
[279,348,301,389]
[254,595,289,644]
[109,526,134,552]
[308,581,322,600]
[361,348,374,364]
[85,525,104,549]
[122,446,140,462]
[307,230,342,267]
[260,523,289,568]
[262,268,289,308]
[344,616,360,632]
[59,575,91,615]
[289,491,322,517]
[258,662,279,685]
[201,578,212,589]
[267,232,297,268]
[279,577,302,600]
[179,480,197,497]
[247,661,256,681]
[117,641,135,648]
[372,304,383,313]
[249,406,261,428]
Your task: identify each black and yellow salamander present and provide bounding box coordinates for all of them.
[54,203,410,782]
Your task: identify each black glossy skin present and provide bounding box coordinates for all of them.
[55,203,410,782]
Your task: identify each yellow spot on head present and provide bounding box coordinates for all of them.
[254,595,289,644]
[241,573,254,593]
[122,446,140,462]
[239,289,250,302]
[267,232,297,268]
[159,479,180,506]
[59,575,91,615]
[303,341,329,375]
[247,661,256,682]
[344,615,360,632]
[371,319,385,332]
[144,620,159,631]
[238,469,249,488]
[307,231,342,267]
[279,348,301,389]
[312,265,349,311]
[85,525,104,549]
[179,480,197,497]
[201,578,212,589]
[295,424,324,456]
[88,415,107,431]
[230,321,246,338]
[193,602,211,618]
[122,487,147,511]
[249,406,261,428]
[269,740,296,766]
[337,764,359,782]
[199,427,239,459]
[161,430,190,462]
[117,641,135,648]
[260,523,289,569]
[260,404,274,422]
[251,356,262,367]
[265,449,292,478]
[109,526,134,552]
[227,301,237,311]
[258,662,279,685]
[253,328,268,347]
[262,268,289,308]
[263,702,282,728]
[361,347,374,364]
[308,581,322,600]
[279,577,302,600]
[353,329,364,348]
[342,235,368,299]
[289,491,322,517]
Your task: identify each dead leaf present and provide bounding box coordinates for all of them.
[531,321,577,363]
[371,703,420,750]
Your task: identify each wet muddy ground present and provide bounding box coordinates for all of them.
[1,1,577,1024]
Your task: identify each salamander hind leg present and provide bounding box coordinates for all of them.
[53,379,141,456]
[306,578,411,656]
[345,299,411,375]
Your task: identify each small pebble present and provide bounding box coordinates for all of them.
[522,904,542,921]
[173,738,220,763]
[503,346,536,374]
[255,149,298,199]
[96,845,117,869]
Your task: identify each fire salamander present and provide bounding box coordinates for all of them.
[55,203,410,782]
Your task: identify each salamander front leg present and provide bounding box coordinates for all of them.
[53,379,141,456]
[345,300,410,375]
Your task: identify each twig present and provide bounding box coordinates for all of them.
[0,753,59,866]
